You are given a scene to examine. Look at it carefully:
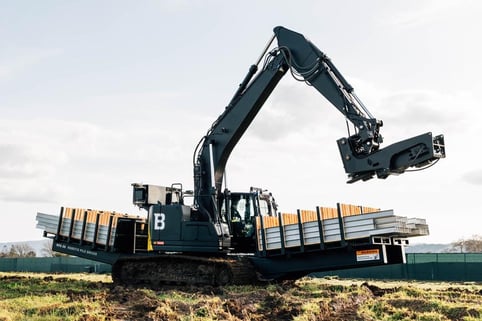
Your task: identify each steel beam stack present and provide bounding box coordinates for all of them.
[257,203,429,252]
[36,207,145,247]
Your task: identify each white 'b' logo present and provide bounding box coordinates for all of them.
[154,213,166,230]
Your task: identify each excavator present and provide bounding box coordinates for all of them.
[37,26,445,286]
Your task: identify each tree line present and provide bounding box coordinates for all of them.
[0,243,37,258]
[0,240,60,258]
[448,235,482,253]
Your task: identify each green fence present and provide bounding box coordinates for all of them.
[406,253,482,263]
[0,257,111,274]
[1,253,482,282]
[312,253,482,282]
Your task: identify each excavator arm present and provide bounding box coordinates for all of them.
[193,26,445,220]
[193,42,288,220]
[272,27,445,183]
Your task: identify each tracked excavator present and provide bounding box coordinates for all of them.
[37,26,445,286]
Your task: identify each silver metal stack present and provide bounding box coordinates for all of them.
[36,208,145,247]
[257,206,429,251]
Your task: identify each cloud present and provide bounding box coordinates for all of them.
[379,91,451,125]
[0,182,64,203]
[247,80,341,142]
[0,119,115,203]
[0,120,70,203]
[462,170,482,186]
[382,1,462,29]
[0,115,202,204]
[366,89,474,143]
[0,48,62,80]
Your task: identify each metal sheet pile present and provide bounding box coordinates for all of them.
[36,207,144,247]
[257,203,429,251]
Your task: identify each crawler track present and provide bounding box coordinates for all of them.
[111,254,258,287]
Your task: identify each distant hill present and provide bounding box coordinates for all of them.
[405,243,451,253]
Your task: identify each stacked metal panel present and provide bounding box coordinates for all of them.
[257,204,429,251]
[36,212,60,236]
[36,208,145,247]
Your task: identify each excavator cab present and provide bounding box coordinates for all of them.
[220,187,279,252]
[220,191,255,252]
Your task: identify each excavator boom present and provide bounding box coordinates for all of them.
[194,26,445,220]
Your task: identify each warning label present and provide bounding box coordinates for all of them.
[356,249,380,262]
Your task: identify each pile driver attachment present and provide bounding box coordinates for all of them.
[338,132,445,183]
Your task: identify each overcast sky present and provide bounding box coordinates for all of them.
[1,1,481,245]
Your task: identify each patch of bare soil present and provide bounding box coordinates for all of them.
[106,285,161,320]
[102,280,372,321]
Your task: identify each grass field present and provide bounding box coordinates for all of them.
[1,272,482,320]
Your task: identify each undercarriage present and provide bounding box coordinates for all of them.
[111,254,259,287]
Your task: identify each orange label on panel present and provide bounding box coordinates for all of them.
[356,249,380,261]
